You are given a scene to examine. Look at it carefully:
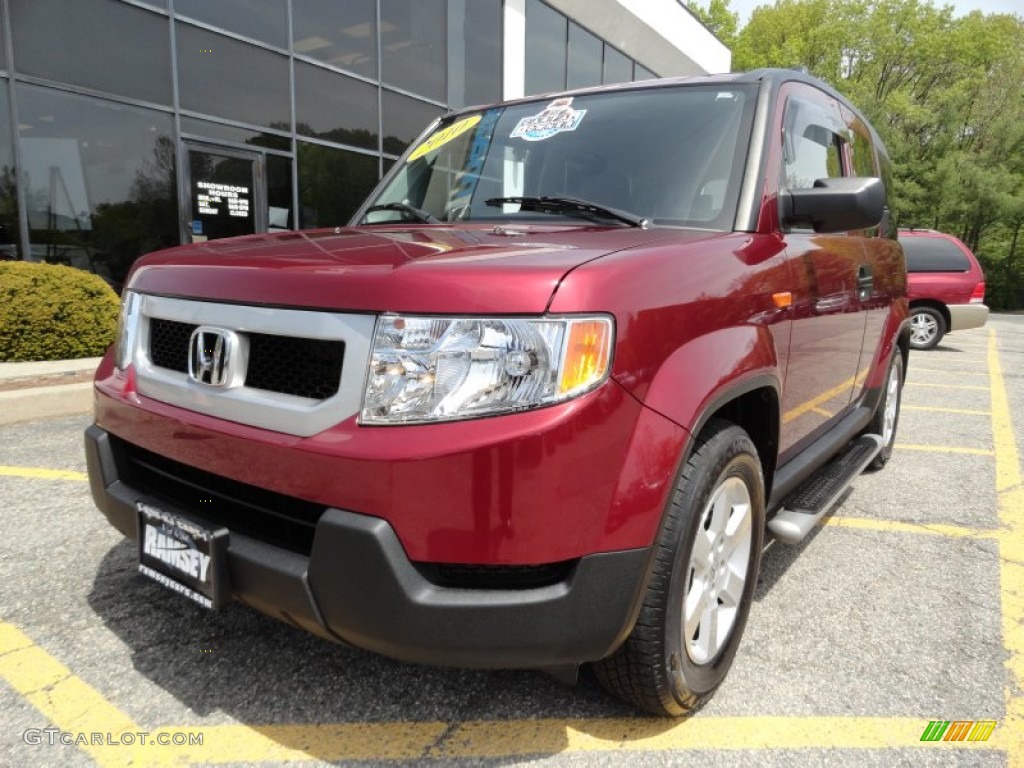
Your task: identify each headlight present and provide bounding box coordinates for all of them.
[361,314,613,424]
[115,290,141,369]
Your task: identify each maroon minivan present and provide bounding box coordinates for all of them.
[902,229,988,350]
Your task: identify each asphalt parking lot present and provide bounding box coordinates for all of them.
[1,315,1022,767]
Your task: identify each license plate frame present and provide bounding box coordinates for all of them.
[136,500,229,610]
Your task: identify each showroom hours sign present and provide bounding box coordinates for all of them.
[188,156,258,242]
[190,178,255,241]
[197,181,251,219]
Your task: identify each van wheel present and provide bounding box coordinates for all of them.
[909,307,945,350]
[865,351,903,470]
[593,419,764,716]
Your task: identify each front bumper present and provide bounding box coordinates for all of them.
[86,425,653,668]
[948,303,989,332]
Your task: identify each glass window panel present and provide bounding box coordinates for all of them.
[292,0,376,79]
[784,125,842,190]
[298,142,379,228]
[10,0,171,105]
[180,117,290,151]
[902,238,971,273]
[525,0,567,95]
[382,91,443,155]
[267,154,293,231]
[174,0,287,48]
[635,64,658,81]
[0,85,21,260]
[851,128,877,178]
[567,23,602,90]
[295,62,379,150]
[380,0,446,101]
[602,45,632,85]
[448,0,502,109]
[177,23,290,129]
[17,86,178,287]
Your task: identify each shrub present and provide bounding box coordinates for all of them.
[0,261,120,362]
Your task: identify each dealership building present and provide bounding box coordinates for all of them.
[0,0,728,285]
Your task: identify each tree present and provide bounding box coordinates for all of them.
[687,0,740,46]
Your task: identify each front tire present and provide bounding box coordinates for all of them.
[909,306,945,350]
[594,419,765,716]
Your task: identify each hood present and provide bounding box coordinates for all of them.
[127,224,695,314]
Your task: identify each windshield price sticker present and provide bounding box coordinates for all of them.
[510,98,587,142]
[407,115,482,163]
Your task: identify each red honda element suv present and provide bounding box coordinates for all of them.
[86,69,910,715]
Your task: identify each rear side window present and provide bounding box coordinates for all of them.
[901,237,971,272]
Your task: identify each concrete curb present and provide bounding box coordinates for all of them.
[0,382,93,425]
[0,357,101,425]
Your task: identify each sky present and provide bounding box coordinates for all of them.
[726,0,1023,25]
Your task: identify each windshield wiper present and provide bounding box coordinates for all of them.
[484,196,649,229]
[362,202,440,224]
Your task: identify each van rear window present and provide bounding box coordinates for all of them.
[901,237,971,272]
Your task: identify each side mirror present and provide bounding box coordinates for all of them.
[781,177,886,233]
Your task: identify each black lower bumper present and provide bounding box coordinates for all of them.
[85,425,652,669]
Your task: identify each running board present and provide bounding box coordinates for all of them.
[767,434,884,545]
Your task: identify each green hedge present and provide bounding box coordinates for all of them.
[0,261,120,362]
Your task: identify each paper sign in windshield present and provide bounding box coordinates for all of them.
[407,115,482,163]
[510,98,587,142]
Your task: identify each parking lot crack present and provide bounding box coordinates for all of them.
[422,721,461,759]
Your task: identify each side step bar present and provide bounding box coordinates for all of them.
[767,434,884,545]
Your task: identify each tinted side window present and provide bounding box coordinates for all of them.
[901,237,971,272]
[784,121,842,190]
[851,128,876,177]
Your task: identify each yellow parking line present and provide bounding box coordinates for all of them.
[906,382,990,391]
[783,371,867,424]
[903,405,991,416]
[2,613,1012,764]
[820,516,995,539]
[0,465,87,481]
[910,368,989,377]
[437,716,1008,756]
[0,620,142,766]
[987,330,1024,767]
[155,717,1001,762]
[895,444,994,456]
[160,723,449,763]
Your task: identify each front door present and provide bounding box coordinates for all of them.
[183,143,264,243]
[777,86,869,458]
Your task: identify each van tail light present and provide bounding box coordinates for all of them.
[970,282,986,304]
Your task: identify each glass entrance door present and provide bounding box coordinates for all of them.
[184,143,263,243]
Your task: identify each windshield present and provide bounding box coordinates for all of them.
[360,84,757,229]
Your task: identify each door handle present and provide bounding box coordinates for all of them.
[857,264,873,300]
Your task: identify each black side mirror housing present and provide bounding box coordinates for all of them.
[781,177,886,233]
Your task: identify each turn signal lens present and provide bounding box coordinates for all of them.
[559,320,612,395]
[970,281,985,303]
[115,290,141,370]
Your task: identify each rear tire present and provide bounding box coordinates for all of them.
[909,306,945,350]
[593,419,765,716]
[866,351,903,470]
